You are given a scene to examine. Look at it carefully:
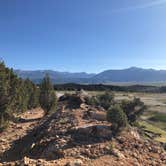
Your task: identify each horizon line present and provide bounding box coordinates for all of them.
[14,66,166,74]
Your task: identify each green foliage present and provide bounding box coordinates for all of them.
[97,91,114,110]
[120,97,146,124]
[39,74,57,114]
[149,112,166,123]
[107,105,128,132]
[85,96,100,107]
[85,91,114,110]
[0,61,39,130]
[24,79,40,109]
[107,142,115,154]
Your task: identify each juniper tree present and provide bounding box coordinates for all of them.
[0,62,10,128]
[120,98,146,124]
[39,74,57,114]
[107,105,128,132]
[0,61,40,130]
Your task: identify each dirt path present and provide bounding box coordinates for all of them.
[0,108,44,160]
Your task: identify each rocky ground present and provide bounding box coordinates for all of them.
[0,92,166,166]
[0,108,44,159]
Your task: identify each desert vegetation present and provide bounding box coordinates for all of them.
[107,105,128,132]
[0,88,165,165]
[0,61,39,131]
[54,83,166,93]
[0,61,166,165]
[39,74,57,115]
[0,61,57,131]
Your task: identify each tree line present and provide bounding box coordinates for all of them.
[0,61,57,131]
[54,83,166,93]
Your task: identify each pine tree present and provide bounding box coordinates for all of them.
[39,74,57,114]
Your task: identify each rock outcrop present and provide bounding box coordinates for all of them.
[0,93,165,166]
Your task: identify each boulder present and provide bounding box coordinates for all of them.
[71,124,112,141]
[59,93,85,108]
[88,111,106,121]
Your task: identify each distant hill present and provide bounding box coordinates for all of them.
[14,70,95,84]
[14,67,166,84]
[91,67,166,83]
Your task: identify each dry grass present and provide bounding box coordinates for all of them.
[139,121,166,143]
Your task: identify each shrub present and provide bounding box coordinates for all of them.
[85,91,114,110]
[107,105,128,132]
[39,74,57,114]
[97,91,114,110]
[120,97,146,124]
[85,96,100,106]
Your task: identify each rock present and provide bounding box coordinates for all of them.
[112,149,125,159]
[59,138,67,144]
[132,152,138,158]
[31,143,35,149]
[86,145,91,148]
[67,159,83,166]
[72,124,112,141]
[68,95,85,108]
[73,159,83,166]
[83,149,91,157]
[1,145,6,150]
[160,152,166,160]
[130,128,140,140]
[150,146,160,153]
[59,92,86,108]
[88,111,106,121]
[23,156,30,165]
[55,135,60,139]
[0,138,6,142]
[95,125,112,139]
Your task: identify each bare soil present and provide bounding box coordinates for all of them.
[0,94,166,166]
[0,108,44,162]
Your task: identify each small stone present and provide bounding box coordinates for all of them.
[65,159,83,166]
[0,139,6,142]
[31,143,35,149]
[55,135,59,138]
[112,149,125,159]
[73,159,83,166]
[1,145,6,150]
[23,156,30,165]
[86,144,91,148]
[132,152,138,158]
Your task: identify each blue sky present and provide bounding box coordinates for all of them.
[0,0,166,73]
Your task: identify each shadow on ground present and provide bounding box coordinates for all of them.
[0,109,113,162]
[18,117,42,123]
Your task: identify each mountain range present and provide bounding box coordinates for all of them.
[14,67,166,84]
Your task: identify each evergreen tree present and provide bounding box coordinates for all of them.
[0,62,10,129]
[27,80,39,109]
[0,61,40,130]
[121,98,146,124]
[107,105,128,132]
[39,74,57,114]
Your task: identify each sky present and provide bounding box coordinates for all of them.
[0,0,166,73]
